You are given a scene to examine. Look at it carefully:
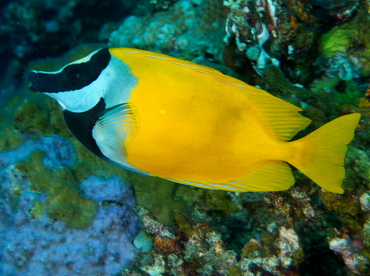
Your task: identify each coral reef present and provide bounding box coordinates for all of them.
[134,229,155,253]
[223,0,361,86]
[329,236,367,275]
[224,0,318,79]
[319,9,370,79]
[109,0,226,65]
[0,173,140,275]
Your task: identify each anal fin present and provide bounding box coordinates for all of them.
[227,160,295,192]
[245,87,311,141]
[166,161,295,192]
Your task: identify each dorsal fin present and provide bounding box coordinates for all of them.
[163,56,312,142]
[244,86,311,141]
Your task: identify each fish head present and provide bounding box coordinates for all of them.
[27,48,111,113]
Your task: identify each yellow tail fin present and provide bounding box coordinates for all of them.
[291,113,360,193]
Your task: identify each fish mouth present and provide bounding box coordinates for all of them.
[27,71,41,92]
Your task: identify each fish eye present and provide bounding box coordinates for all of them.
[66,69,86,87]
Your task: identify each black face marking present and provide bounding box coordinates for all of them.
[63,98,106,159]
[66,68,86,87]
[27,48,111,93]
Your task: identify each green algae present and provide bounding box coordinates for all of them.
[344,146,370,195]
[29,199,44,220]
[14,101,50,135]
[70,137,131,185]
[319,190,364,233]
[260,234,276,257]
[292,247,305,266]
[131,173,191,227]
[45,183,97,230]
[354,255,370,275]
[0,126,22,152]
[15,151,98,229]
[11,95,73,139]
[200,190,237,215]
[227,266,241,276]
[0,96,24,152]
[31,168,98,229]
[42,99,74,138]
[15,149,46,175]
[290,26,316,51]
[346,97,370,144]
[363,221,370,248]
[309,75,363,104]
[320,26,354,59]
[174,212,195,237]
[320,10,369,58]
[7,150,46,203]
[320,10,370,77]
[241,239,261,258]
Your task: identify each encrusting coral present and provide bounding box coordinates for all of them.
[110,0,225,64]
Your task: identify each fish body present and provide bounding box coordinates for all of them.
[28,48,360,193]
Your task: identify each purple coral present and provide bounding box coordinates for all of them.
[0,135,75,170]
[38,135,76,169]
[0,176,140,275]
[0,136,140,275]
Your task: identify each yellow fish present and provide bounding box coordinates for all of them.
[27,48,360,193]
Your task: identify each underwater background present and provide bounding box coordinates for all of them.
[0,0,370,275]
